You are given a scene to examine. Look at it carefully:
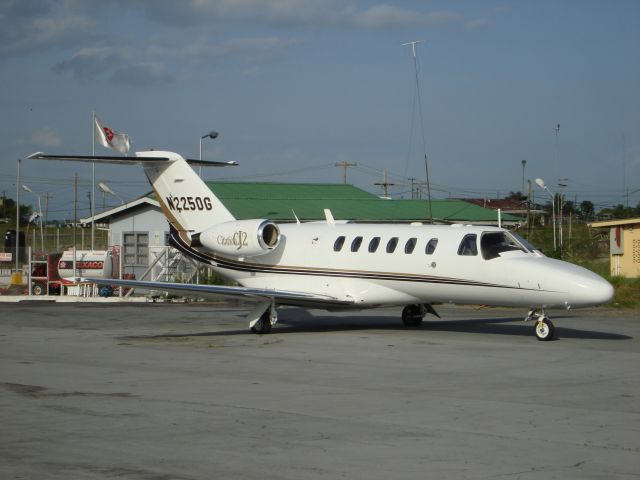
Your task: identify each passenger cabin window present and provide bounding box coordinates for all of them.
[334,236,346,252]
[425,238,438,255]
[458,234,478,256]
[386,237,399,253]
[351,236,363,252]
[368,237,381,253]
[404,237,417,254]
[480,232,527,260]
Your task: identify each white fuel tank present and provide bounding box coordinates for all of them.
[57,250,113,279]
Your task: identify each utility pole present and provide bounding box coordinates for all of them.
[375,169,396,198]
[554,123,562,253]
[335,161,357,184]
[408,177,416,199]
[521,159,526,194]
[43,192,52,228]
[526,179,532,240]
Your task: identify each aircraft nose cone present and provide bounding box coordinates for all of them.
[569,271,614,307]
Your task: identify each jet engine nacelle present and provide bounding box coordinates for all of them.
[191,219,281,258]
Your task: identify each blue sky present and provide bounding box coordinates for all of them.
[1,0,638,220]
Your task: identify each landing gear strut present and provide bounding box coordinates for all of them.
[249,301,277,334]
[525,308,555,341]
[251,311,272,334]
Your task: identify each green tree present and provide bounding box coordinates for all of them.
[580,200,594,220]
[0,197,33,225]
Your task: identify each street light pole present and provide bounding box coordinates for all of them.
[22,184,44,252]
[199,131,219,177]
[535,178,557,251]
[16,159,21,276]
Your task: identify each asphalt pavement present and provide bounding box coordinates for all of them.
[1,302,639,479]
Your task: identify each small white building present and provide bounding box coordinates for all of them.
[84,196,195,281]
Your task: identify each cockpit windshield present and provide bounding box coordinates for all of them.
[480,231,533,260]
[509,232,542,254]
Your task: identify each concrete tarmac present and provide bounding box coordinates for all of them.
[1,302,639,479]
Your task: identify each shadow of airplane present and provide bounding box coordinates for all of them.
[122,309,631,342]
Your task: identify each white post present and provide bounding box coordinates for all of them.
[15,159,20,275]
[91,111,96,251]
[27,246,32,296]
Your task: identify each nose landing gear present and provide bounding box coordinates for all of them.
[401,304,440,327]
[525,308,555,341]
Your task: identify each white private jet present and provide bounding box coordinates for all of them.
[29,150,614,341]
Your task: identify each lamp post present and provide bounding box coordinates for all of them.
[535,178,556,251]
[98,181,124,209]
[22,184,44,252]
[199,131,219,177]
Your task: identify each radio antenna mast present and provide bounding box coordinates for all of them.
[402,40,433,223]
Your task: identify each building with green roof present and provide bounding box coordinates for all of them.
[206,181,517,225]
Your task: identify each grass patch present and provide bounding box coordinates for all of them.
[608,276,640,309]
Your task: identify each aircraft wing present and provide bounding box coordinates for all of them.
[81,277,355,309]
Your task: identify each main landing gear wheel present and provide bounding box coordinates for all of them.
[402,305,424,327]
[251,311,272,334]
[534,317,555,341]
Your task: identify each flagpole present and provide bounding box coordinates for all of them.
[91,111,95,251]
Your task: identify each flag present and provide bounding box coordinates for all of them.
[94,115,131,154]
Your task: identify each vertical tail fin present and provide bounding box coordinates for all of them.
[139,151,236,235]
[29,150,236,239]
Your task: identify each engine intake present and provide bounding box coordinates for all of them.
[191,219,280,258]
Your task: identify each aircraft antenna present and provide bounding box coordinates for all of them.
[402,40,433,223]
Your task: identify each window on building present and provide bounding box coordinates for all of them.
[351,236,363,252]
[123,232,149,265]
[404,237,417,254]
[386,237,399,253]
[458,234,478,256]
[368,237,381,253]
[334,236,346,252]
[425,238,438,255]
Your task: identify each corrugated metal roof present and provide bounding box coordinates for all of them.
[204,182,516,223]
[206,182,378,200]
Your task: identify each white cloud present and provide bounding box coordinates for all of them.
[30,127,62,147]
[465,17,490,30]
[0,0,93,58]
[111,63,174,86]
[355,5,460,28]
[54,46,133,81]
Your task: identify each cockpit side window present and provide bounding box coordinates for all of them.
[425,238,438,255]
[480,232,527,260]
[457,234,478,256]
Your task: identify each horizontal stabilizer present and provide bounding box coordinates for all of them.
[27,152,238,167]
[27,152,169,165]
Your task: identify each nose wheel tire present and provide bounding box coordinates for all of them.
[534,318,555,341]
